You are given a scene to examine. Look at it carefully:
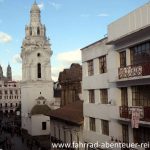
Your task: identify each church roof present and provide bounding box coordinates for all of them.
[48,100,83,125]
[31,104,51,115]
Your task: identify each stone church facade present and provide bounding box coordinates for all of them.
[58,63,82,106]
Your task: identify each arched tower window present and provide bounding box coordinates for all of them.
[37,27,40,35]
[37,63,41,78]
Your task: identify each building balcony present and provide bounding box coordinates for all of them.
[119,106,150,122]
[118,63,150,79]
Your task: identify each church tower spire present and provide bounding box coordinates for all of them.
[24,2,46,38]
[0,65,3,80]
[7,64,12,81]
[30,1,41,26]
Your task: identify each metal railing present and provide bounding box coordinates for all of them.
[118,63,150,79]
[119,106,150,122]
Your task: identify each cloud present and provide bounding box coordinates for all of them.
[57,49,81,65]
[0,32,12,43]
[12,54,22,64]
[51,49,81,81]
[49,2,61,10]
[97,13,109,17]
[38,2,44,10]
[51,66,64,81]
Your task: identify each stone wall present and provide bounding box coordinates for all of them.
[58,63,82,106]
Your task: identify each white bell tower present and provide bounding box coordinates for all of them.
[21,1,53,135]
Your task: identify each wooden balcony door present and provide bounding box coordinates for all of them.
[121,87,128,106]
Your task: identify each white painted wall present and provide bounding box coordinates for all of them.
[82,39,111,63]
[108,3,150,42]
[81,38,123,146]
[31,115,50,136]
[50,119,84,149]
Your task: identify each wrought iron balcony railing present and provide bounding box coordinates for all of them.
[119,106,150,122]
[118,63,150,79]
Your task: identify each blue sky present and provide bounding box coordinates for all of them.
[0,0,149,81]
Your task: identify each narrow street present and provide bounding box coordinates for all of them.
[0,115,37,150]
[0,132,38,150]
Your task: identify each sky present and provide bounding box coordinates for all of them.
[0,0,149,81]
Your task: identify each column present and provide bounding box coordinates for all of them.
[126,48,131,66]
[128,87,132,107]
[95,90,100,104]
[94,58,99,75]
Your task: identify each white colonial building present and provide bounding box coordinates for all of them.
[0,80,21,114]
[81,2,150,150]
[0,64,21,115]
[81,38,119,149]
[21,2,55,136]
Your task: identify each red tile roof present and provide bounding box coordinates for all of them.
[48,100,83,125]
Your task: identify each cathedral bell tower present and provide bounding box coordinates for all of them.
[7,64,12,81]
[21,1,53,136]
[0,65,3,80]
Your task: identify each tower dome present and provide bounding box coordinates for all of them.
[30,1,40,13]
[29,1,41,27]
